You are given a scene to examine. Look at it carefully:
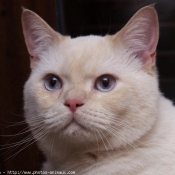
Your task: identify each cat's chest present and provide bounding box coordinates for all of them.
[52,145,175,175]
[53,149,138,174]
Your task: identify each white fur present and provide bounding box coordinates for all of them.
[22,6,175,175]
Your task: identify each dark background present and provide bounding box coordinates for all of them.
[0,0,175,171]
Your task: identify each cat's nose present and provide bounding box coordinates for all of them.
[64,99,84,113]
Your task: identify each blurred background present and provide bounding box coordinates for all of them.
[0,0,175,171]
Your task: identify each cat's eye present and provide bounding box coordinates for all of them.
[44,75,62,91]
[95,75,116,92]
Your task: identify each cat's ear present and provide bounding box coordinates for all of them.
[21,9,63,68]
[115,5,159,71]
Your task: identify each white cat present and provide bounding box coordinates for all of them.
[22,5,175,175]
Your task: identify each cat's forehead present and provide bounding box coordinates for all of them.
[59,35,111,60]
[38,35,140,82]
[52,35,115,77]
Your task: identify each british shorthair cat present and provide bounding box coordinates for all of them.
[22,5,175,175]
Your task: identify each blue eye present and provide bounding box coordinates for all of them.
[44,75,62,91]
[95,75,116,92]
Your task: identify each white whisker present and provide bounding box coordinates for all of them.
[96,129,110,157]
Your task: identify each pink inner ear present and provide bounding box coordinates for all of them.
[26,32,36,56]
[119,6,159,68]
[137,28,157,64]
[142,26,158,67]
[29,55,40,68]
[22,9,61,68]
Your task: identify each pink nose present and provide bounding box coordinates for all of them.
[64,99,84,113]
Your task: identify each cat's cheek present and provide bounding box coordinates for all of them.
[32,86,63,109]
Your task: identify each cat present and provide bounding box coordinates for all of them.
[22,5,175,175]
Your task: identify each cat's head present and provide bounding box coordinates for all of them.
[22,6,159,147]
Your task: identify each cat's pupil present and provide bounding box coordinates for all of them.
[50,77,57,87]
[102,77,109,87]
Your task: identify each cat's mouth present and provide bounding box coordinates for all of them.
[61,118,88,132]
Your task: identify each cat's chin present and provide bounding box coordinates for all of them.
[60,118,91,138]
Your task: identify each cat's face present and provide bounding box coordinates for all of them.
[23,6,159,147]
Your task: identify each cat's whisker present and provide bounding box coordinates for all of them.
[2,135,35,158]
[84,109,132,126]
[108,125,164,154]
[5,125,47,156]
[0,121,44,136]
[1,120,45,148]
[17,5,175,173]
[1,132,35,157]
[107,126,138,150]
[5,127,52,163]
[44,112,70,125]
[84,111,146,140]
[0,127,32,149]
[106,118,151,147]
[81,109,151,149]
[99,130,115,156]
[50,132,56,159]
[79,112,126,136]
[105,126,130,152]
[81,110,147,150]
[96,129,110,158]
[41,111,63,119]
[94,132,99,157]
[80,134,91,152]
[1,124,45,151]
[1,118,44,131]
[10,112,24,117]
[2,120,43,138]
[0,121,29,130]
[78,112,109,128]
